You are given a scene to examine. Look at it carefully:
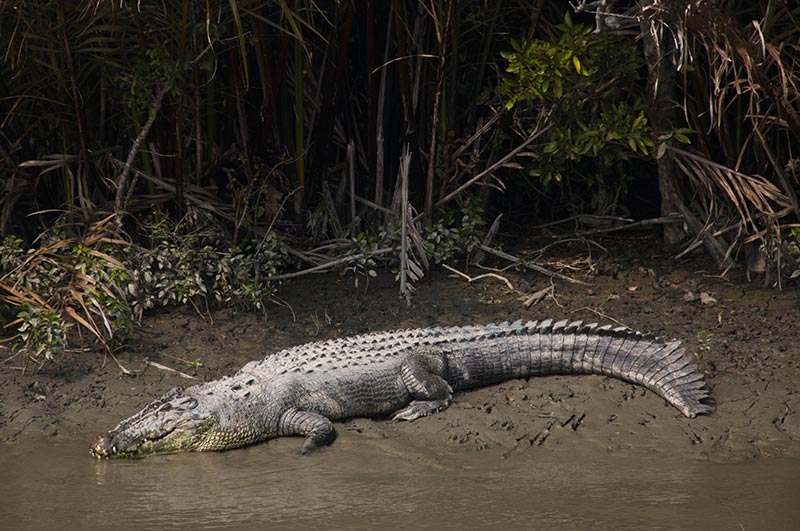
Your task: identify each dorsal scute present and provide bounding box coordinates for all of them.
[552,319,569,332]
[537,319,554,333]
[250,320,678,378]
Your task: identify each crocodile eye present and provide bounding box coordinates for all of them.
[179,397,198,409]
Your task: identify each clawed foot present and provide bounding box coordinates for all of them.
[392,399,451,421]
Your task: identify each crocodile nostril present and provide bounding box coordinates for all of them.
[91,434,115,457]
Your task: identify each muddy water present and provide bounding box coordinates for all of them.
[2,433,798,531]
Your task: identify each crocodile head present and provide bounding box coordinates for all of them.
[91,386,217,458]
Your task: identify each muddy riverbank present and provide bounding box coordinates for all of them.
[2,235,799,463]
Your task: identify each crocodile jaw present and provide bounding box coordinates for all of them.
[91,389,216,458]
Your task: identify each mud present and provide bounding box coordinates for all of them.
[3,236,799,461]
[1,236,799,528]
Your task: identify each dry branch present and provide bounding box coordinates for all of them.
[441,263,514,290]
[269,247,395,281]
[114,82,171,229]
[477,244,588,286]
[430,121,553,214]
[145,359,199,380]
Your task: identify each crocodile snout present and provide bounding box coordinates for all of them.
[90,433,116,458]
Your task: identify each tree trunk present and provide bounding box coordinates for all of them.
[638,2,683,244]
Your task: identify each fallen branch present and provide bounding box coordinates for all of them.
[477,244,589,285]
[575,215,683,236]
[520,284,554,307]
[425,121,553,217]
[531,214,682,236]
[110,352,136,376]
[675,221,742,260]
[532,214,635,230]
[269,247,395,281]
[354,193,395,216]
[532,237,609,257]
[145,359,199,380]
[575,306,629,329]
[441,263,514,290]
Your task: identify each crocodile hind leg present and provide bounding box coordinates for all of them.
[392,350,453,421]
[278,408,337,454]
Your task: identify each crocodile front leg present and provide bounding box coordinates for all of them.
[392,350,453,421]
[279,408,337,454]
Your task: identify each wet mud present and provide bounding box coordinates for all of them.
[1,236,799,529]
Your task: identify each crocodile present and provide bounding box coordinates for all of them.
[91,319,712,458]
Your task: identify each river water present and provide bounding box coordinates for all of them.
[2,433,798,531]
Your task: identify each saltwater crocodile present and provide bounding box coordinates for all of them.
[91,319,712,458]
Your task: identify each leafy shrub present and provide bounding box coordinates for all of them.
[14,304,70,362]
[424,196,487,263]
[0,217,135,361]
[782,227,800,280]
[0,199,488,364]
[0,213,291,364]
[127,211,289,311]
[498,13,654,205]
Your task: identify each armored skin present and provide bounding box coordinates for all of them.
[91,319,712,458]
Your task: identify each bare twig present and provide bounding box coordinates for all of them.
[533,237,609,257]
[428,121,553,215]
[477,244,589,285]
[347,141,357,232]
[453,109,504,161]
[114,82,171,229]
[373,12,392,209]
[575,215,683,236]
[575,306,629,329]
[441,263,514,290]
[520,284,554,307]
[270,295,297,322]
[145,359,199,380]
[110,352,136,376]
[354,194,395,216]
[675,220,744,259]
[270,247,395,281]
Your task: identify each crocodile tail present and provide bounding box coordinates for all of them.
[530,319,713,418]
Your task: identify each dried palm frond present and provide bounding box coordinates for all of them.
[660,1,800,210]
[397,146,429,304]
[673,147,793,234]
[0,213,136,360]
